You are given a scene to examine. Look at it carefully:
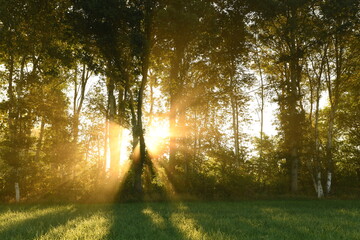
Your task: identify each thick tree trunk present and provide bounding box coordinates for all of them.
[288,7,303,194]
[289,146,299,193]
[288,60,300,194]
[178,106,189,177]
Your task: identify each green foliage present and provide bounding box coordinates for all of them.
[0,0,359,202]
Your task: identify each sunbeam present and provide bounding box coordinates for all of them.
[145,118,170,159]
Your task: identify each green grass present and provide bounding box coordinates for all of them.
[1,200,360,240]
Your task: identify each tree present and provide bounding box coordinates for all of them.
[321,0,359,195]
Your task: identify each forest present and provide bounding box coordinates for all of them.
[0,0,359,203]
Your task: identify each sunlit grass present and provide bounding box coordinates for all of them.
[38,212,110,240]
[1,200,360,240]
[0,205,72,233]
[142,207,165,227]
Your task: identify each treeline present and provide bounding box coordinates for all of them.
[0,0,359,202]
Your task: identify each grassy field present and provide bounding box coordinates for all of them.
[0,200,360,240]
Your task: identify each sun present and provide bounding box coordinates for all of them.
[145,119,170,158]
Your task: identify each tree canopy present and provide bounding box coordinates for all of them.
[0,0,359,202]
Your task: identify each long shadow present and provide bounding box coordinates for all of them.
[106,202,184,240]
[181,200,360,240]
[3,201,358,240]
[0,205,86,239]
[169,201,311,240]
[261,200,360,239]
[144,202,197,240]
[165,202,239,240]
[107,201,264,240]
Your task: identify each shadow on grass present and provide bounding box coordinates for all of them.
[82,201,360,240]
[0,205,83,239]
[106,202,184,240]
[180,201,360,240]
[1,201,360,240]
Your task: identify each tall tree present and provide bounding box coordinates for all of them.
[321,0,359,195]
[252,0,312,193]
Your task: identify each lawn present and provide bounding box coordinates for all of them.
[0,200,359,240]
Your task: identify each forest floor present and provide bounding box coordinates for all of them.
[0,200,359,240]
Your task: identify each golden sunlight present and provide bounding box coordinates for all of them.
[145,119,170,159]
[119,129,132,165]
[105,128,132,170]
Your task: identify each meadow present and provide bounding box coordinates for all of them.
[0,200,359,240]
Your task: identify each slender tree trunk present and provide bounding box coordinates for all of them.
[9,58,20,202]
[7,55,21,201]
[259,68,264,162]
[35,118,45,161]
[314,65,324,198]
[169,43,184,171]
[254,33,265,160]
[7,56,15,144]
[325,35,342,195]
[108,122,120,179]
[230,94,239,161]
[107,76,120,180]
[325,111,334,194]
[316,172,324,198]
[148,74,155,127]
[15,182,20,203]
[134,0,153,195]
[169,97,177,169]
[303,41,328,198]
[103,118,109,176]
[73,63,90,144]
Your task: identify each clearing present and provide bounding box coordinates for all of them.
[0,200,359,240]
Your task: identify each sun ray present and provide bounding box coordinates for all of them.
[145,118,170,159]
[151,158,177,198]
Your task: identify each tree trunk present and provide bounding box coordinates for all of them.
[314,64,324,198]
[169,44,184,171]
[178,105,189,179]
[134,0,153,195]
[316,172,324,198]
[35,118,45,161]
[325,34,343,195]
[7,55,21,201]
[15,182,20,203]
[325,108,335,195]
[230,94,240,161]
[73,63,90,144]
[107,76,120,179]
[288,6,302,194]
